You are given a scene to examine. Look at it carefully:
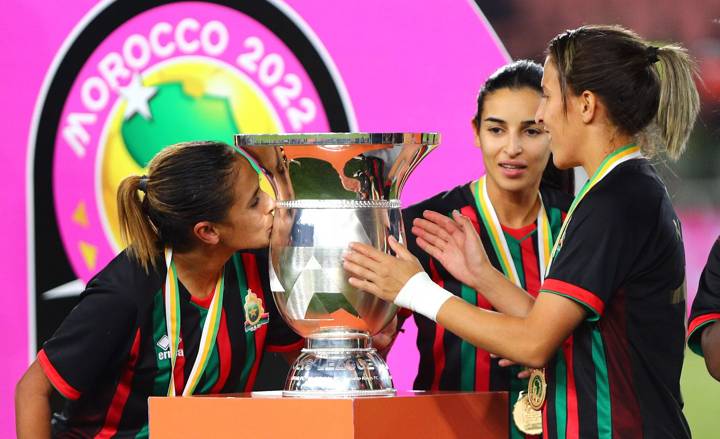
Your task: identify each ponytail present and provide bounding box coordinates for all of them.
[115,141,241,272]
[653,44,700,160]
[117,175,160,272]
[546,25,700,161]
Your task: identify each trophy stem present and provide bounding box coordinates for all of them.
[283,328,396,397]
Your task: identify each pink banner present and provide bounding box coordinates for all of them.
[3,1,715,436]
[2,0,508,434]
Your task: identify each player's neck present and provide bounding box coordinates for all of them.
[172,246,229,299]
[581,132,634,178]
[483,177,540,229]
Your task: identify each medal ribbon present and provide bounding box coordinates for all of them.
[475,175,553,425]
[474,176,552,287]
[164,248,225,396]
[545,144,642,275]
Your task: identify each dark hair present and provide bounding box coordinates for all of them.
[473,60,574,194]
[472,59,543,128]
[117,141,241,271]
[547,25,700,160]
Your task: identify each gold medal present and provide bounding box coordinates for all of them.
[513,391,543,435]
[527,368,547,411]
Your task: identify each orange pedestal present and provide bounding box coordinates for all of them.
[149,391,508,438]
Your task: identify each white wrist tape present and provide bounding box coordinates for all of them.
[394,271,454,321]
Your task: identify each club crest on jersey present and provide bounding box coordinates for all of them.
[244,289,269,332]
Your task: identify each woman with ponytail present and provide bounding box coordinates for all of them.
[344,25,699,438]
[16,141,302,438]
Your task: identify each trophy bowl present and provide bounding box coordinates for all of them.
[235,133,438,397]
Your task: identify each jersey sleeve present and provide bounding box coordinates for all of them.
[540,188,652,321]
[37,281,138,400]
[688,237,720,356]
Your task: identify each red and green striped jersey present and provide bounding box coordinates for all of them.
[539,159,690,438]
[38,249,302,438]
[402,181,570,439]
[688,237,720,356]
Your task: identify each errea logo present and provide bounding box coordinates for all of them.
[157,334,183,361]
[156,334,170,350]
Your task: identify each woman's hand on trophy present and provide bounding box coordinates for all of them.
[343,236,423,302]
[412,209,490,291]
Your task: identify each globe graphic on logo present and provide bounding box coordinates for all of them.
[99,59,282,251]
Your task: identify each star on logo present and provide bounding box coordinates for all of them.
[118,72,157,121]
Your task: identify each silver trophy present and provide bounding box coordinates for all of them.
[235,133,438,397]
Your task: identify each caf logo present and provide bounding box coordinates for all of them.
[29,0,353,351]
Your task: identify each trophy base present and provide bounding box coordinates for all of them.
[283,328,396,397]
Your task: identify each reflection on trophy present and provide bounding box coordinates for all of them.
[235,133,438,396]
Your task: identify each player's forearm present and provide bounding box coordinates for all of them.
[436,297,555,368]
[701,322,720,381]
[470,267,535,317]
[15,362,53,439]
[16,394,51,439]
